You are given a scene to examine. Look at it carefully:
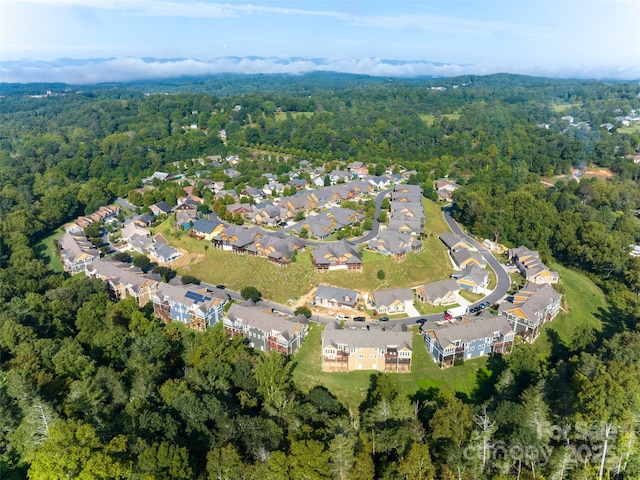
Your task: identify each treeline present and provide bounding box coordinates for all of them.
[2,73,640,478]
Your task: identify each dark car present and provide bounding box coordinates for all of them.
[479,301,490,309]
[378,316,389,322]
[216,284,225,289]
[353,316,366,322]
[416,318,427,324]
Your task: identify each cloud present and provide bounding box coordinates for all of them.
[2,56,640,85]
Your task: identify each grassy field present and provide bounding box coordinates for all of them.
[531,263,607,356]
[551,103,582,113]
[35,226,66,273]
[618,124,640,134]
[155,199,455,303]
[274,112,315,121]
[419,112,461,127]
[291,322,491,410]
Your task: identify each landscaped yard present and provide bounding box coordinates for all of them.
[35,226,66,273]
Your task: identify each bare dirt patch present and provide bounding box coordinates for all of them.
[171,252,204,268]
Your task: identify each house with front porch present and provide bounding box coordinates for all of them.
[321,322,413,373]
[367,230,423,261]
[415,279,460,306]
[369,288,414,315]
[451,265,489,294]
[508,246,559,285]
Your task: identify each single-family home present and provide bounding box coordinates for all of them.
[149,243,183,264]
[312,240,362,271]
[369,288,415,315]
[190,218,224,241]
[367,230,423,261]
[439,232,475,252]
[314,285,360,309]
[422,314,515,367]
[224,302,308,355]
[451,248,486,270]
[451,265,489,294]
[321,322,413,373]
[149,201,173,216]
[415,279,460,306]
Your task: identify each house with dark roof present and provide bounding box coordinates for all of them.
[508,246,559,285]
[152,284,227,332]
[149,201,173,216]
[415,279,460,306]
[312,240,362,271]
[224,302,308,355]
[314,285,360,309]
[367,230,422,261]
[498,282,562,341]
[322,322,413,373]
[245,234,305,266]
[190,218,224,241]
[211,226,262,253]
[422,314,515,367]
[387,216,424,236]
[369,288,415,315]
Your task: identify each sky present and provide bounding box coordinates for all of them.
[2,0,640,83]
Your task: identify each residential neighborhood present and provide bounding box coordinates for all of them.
[57,159,565,372]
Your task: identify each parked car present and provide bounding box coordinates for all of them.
[353,316,366,322]
[479,301,490,309]
[216,284,226,289]
[378,316,389,322]
[336,314,348,321]
[416,318,427,324]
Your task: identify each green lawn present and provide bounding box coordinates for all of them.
[292,322,491,411]
[419,113,461,127]
[618,124,640,134]
[35,226,66,273]
[155,199,454,303]
[531,263,607,356]
[551,103,582,113]
[274,111,316,121]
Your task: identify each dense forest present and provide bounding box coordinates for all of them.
[2,73,640,479]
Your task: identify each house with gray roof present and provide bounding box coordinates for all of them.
[322,322,412,373]
[422,314,515,367]
[369,288,415,315]
[85,258,159,306]
[451,265,489,294]
[211,225,262,253]
[150,242,183,264]
[312,240,362,271]
[415,279,460,306]
[314,285,360,309]
[498,282,562,341]
[367,230,422,260]
[150,201,173,216]
[508,246,559,285]
[439,232,475,252]
[58,232,99,274]
[451,248,486,270]
[224,302,308,355]
[152,283,227,331]
[388,216,424,236]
